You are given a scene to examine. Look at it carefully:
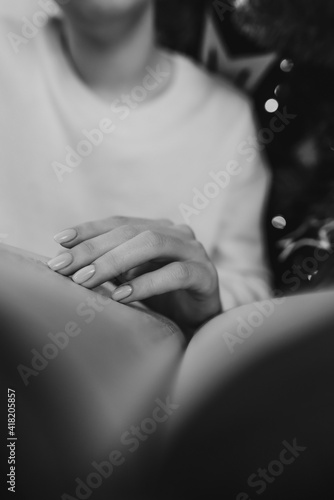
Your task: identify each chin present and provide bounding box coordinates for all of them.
[57,0,150,19]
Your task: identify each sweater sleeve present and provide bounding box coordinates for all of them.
[212,103,273,310]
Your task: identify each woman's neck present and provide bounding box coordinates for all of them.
[61,2,166,101]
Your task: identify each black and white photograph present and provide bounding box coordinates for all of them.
[1,1,334,499]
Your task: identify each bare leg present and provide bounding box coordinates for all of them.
[0,244,184,499]
[164,290,334,499]
[3,242,334,499]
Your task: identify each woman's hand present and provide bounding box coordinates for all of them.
[48,217,222,335]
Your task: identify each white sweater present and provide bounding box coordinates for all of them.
[0,3,271,309]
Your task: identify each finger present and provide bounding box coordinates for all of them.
[48,224,185,276]
[53,217,174,248]
[110,261,208,303]
[70,230,199,288]
[176,224,197,240]
[48,225,142,275]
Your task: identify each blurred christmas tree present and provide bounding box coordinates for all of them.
[160,0,334,292]
[231,0,334,292]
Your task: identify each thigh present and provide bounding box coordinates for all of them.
[165,291,334,499]
[0,244,184,499]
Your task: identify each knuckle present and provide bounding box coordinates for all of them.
[104,251,122,274]
[159,218,173,226]
[119,225,139,240]
[202,260,217,278]
[178,224,196,239]
[188,239,208,260]
[195,241,208,258]
[199,262,219,293]
[78,240,96,256]
[142,230,166,249]
[144,274,156,292]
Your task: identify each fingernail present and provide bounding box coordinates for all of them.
[72,265,96,285]
[112,285,133,302]
[54,229,77,244]
[47,253,73,271]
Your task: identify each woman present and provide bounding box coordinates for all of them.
[2,3,334,499]
[0,0,271,335]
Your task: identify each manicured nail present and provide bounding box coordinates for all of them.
[47,253,73,271]
[54,229,77,244]
[72,265,96,285]
[112,285,133,302]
